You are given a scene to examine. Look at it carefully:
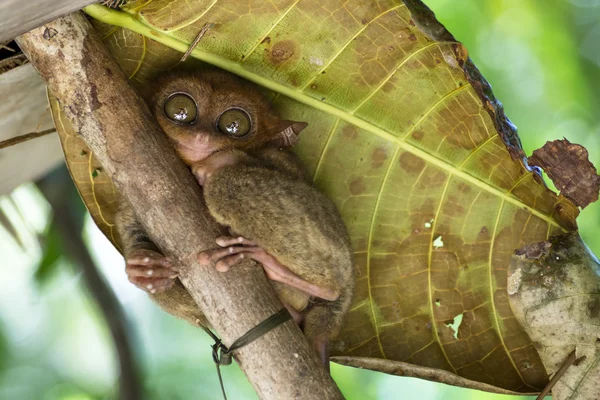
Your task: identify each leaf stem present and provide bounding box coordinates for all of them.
[0,128,55,150]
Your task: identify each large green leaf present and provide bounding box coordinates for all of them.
[51,0,586,393]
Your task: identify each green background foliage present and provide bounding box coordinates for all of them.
[0,0,598,399]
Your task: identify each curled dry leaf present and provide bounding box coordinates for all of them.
[47,0,597,393]
[508,233,600,400]
[529,139,600,209]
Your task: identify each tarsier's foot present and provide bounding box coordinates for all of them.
[197,236,340,301]
[126,249,178,294]
[313,335,330,372]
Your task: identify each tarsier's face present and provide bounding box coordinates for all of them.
[149,70,303,165]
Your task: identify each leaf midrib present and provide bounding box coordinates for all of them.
[84,4,562,230]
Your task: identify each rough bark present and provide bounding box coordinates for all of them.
[16,12,343,400]
[0,0,96,43]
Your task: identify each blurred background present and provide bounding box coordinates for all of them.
[1,0,599,399]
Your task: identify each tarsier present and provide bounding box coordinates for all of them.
[116,69,355,366]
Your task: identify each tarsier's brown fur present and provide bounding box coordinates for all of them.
[116,69,355,364]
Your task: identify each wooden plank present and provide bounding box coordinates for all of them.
[0,0,96,43]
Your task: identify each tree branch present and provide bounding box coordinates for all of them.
[0,128,55,149]
[16,12,343,399]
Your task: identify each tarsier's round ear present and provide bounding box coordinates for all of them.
[266,120,308,147]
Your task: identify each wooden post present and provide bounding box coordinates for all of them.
[0,0,96,42]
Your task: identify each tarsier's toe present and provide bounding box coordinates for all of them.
[197,245,260,268]
[214,253,248,272]
[127,249,174,269]
[215,236,257,247]
[126,249,178,294]
[128,276,176,294]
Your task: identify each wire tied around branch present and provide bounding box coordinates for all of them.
[201,308,292,400]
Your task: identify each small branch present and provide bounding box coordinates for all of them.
[180,23,214,62]
[17,12,343,399]
[536,350,583,400]
[0,128,55,150]
[37,166,142,400]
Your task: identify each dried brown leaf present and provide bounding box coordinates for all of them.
[529,139,600,209]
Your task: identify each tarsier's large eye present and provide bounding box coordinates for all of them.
[163,93,198,124]
[216,108,251,137]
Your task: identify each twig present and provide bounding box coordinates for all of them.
[536,350,585,400]
[37,166,142,400]
[0,128,55,150]
[180,23,214,62]
[0,53,28,74]
[0,43,16,52]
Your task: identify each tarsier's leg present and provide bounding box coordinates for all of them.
[116,201,178,294]
[197,236,340,301]
[303,293,351,371]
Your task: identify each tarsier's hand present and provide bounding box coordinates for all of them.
[198,236,340,301]
[191,151,245,186]
[126,249,178,294]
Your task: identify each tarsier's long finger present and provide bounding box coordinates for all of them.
[198,245,261,266]
[126,264,178,279]
[128,276,175,294]
[214,253,249,272]
[127,252,174,269]
[248,250,340,301]
[215,236,257,247]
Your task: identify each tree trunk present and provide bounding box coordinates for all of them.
[16,12,343,400]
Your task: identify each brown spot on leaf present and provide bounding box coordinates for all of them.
[399,152,425,175]
[411,130,425,141]
[408,33,417,41]
[529,139,600,208]
[479,226,489,240]
[349,177,366,195]
[269,40,298,66]
[371,147,388,169]
[457,182,471,194]
[261,36,271,44]
[342,125,359,140]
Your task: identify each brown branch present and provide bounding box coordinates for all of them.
[36,166,142,400]
[16,12,343,400]
[0,128,55,149]
[180,23,214,62]
[536,350,584,400]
